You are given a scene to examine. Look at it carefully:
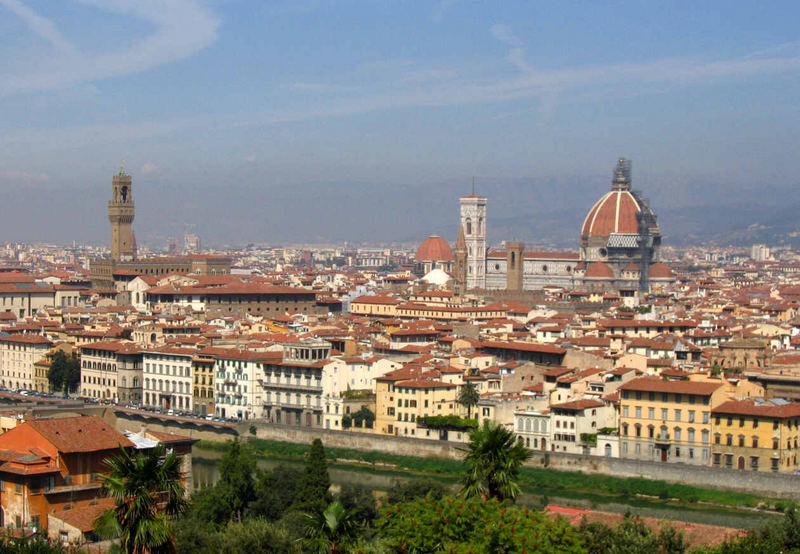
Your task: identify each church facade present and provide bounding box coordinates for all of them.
[444,158,675,295]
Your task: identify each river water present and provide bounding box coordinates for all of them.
[192,445,775,530]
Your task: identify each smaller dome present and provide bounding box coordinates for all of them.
[649,262,674,279]
[415,235,454,262]
[585,262,614,279]
[422,268,452,285]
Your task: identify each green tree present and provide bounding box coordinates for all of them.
[351,406,375,429]
[385,478,447,504]
[303,501,358,554]
[247,465,302,521]
[457,382,480,419]
[217,441,256,522]
[579,514,687,554]
[47,351,80,394]
[461,420,532,501]
[174,518,299,554]
[95,444,187,554]
[338,484,377,527]
[290,439,332,516]
[378,495,584,553]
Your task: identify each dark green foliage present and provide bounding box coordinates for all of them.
[385,478,448,504]
[290,439,332,516]
[461,420,532,501]
[46,351,80,393]
[699,506,800,553]
[578,513,687,554]
[378,495,585,553]
[95,444,187,554]
[0,533,75,553]
[338,484,377,526]
[341,414,352,429]
[418,414,479,431]
[350,406,375,429]
[247,465,302,521]
[175,518,299,554]
[302,501,358,553]
[117,328,133,340]
[184,485,231,527]
[457,382,480,418]
[217,440,256,522]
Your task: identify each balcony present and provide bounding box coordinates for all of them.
[258,379,320,392]
[44,481,102,495]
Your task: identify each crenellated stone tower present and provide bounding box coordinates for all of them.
[108,165,136,261]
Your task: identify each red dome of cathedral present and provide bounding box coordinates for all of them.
[581,158,644,240]
[581,190,641,239]
[415,235,454,262]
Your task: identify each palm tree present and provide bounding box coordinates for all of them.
[457,382,480,419]
[461,420,532,501]
[95,444,187,554]
[303,500,357,553]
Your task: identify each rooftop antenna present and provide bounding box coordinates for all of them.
[472,176,476,195]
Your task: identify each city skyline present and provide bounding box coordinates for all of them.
[1,1,799,246]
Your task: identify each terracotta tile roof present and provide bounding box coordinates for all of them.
[27,416,134,453]
[713,399,800,418]
[619,376,723,396]
[550,399,605,411]
[50,498,116,533]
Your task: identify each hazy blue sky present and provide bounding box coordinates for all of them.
[1,1,799,246]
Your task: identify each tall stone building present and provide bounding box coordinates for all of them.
[90,168,231,290]
[108,167,136,261]
[459,194,487,290]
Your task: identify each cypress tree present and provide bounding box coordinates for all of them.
[291,438,332,515]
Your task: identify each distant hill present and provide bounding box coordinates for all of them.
[2,175,798,248]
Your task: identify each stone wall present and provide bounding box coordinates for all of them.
[244,421,800,498]
[106,412,800,499]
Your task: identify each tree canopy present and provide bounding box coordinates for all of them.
[461,420,532,501]
[47,350,80,393]
[290,438,332,516]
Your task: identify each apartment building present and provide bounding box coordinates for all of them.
[0,334,53,391]
[260,340,331,427]
[619,377,727,465]
[321,355,400,430]
[711,399,800,473]
[550,399,616,454]
[142,347,195,412]
[210,348,277,420]
[192,353,215,416]
[79,340,141,402]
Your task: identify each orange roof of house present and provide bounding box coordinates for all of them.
[619,376,723,396]
[26,416,134,453]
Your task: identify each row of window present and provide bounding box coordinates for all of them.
[622,391,710,404]
[623,406,709,423]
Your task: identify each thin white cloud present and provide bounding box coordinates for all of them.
[2,39,800,155]
[140,161,159,174]
[0,0,78,56]
[490,23,532,73]
[0,0,219,97]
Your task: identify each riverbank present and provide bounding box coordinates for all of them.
[194,438,790,525]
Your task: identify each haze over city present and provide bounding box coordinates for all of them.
[2,1,799,247]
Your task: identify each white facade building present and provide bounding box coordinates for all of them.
[142,348,194,413]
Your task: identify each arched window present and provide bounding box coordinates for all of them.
[510,251,516,270]
[466,218,472,235]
